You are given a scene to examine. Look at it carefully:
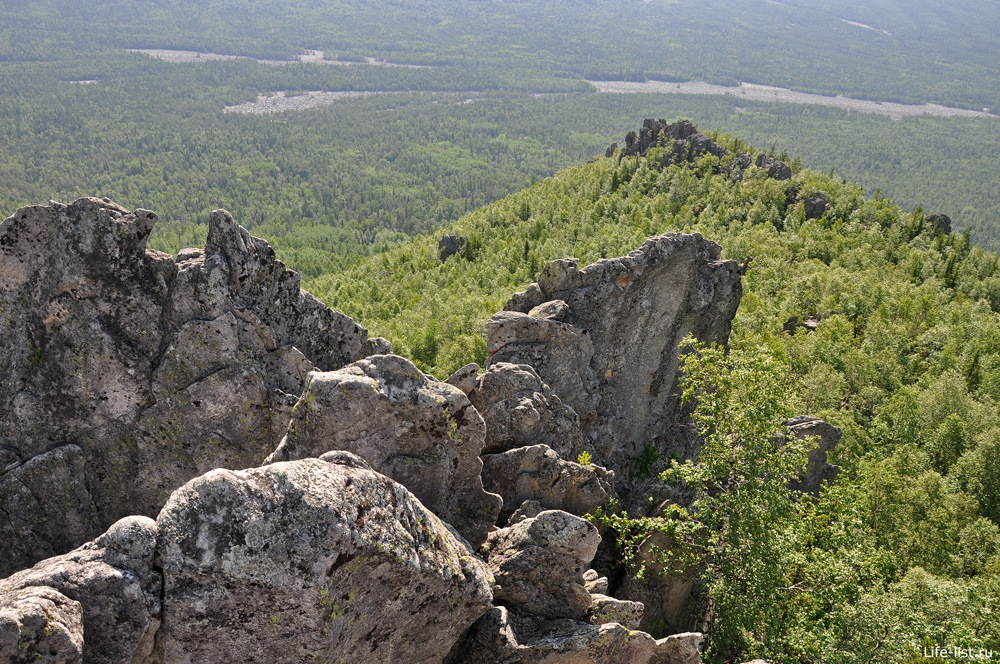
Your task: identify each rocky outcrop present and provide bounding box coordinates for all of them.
[481,510,600,620]
[469,362,584,458]
[2,195,736,662]
[0,198,380,575]
[491,233,742,472]
[481,444,613,522]
[616,119,725,166]
[2,454,495,663]
[786,416,842,494]
[652,632,705,664]
[449,606,659,664]
[266,353,502,547]
[157,454,493,663]
[0,516,161,664]
[754,153,792,180]
[804,193,828,220]
[587,594,644,630]
[617,531,699,638]
[927,213,952,235]
[439,234,467,261]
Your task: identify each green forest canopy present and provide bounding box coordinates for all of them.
[314,128,1000,662]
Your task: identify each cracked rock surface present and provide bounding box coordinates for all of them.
[266,353,502,547]
[156,455,493,664]
[491,233,742,473]
[0,199,378,575]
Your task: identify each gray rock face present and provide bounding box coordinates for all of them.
[587,594,644,630]
[804,193,828,220]
[266,353,502,547]
[446,362,480,395]
[786,416,842,494]
[491,233,742,472]
[754,153,792,180]
[481,444,613,522]
[583,569,609,595]
[617,119,725,166]
[481,510,600,620]
[927,213,952,235]
[0,198,377,576]
[651,632,704,664]
[0,585,84,664]
[0,516,161,664]
[470,362,584,458]
[439,234,468,261]
[156,456,493,664]
[449,606,658,664]
[728,153,754,182]
[617,531,699,638]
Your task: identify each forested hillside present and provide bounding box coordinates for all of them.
[314,124,1000,662]
[2,0,1000,256]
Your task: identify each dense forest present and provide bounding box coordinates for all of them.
[316,126,1000,663]
[1,0,1000,258]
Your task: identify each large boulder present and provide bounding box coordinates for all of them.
[0,199,379,575]
[754,153,792,180]
[481,444,613,522]
[0,516,161,664]
[651,632,704,664]
[490,233,742,473]
[786,416,842,494]
[156,454,494,663]
[448,606,659,664]
[469,362,584,459]
[439,234,468,261]
[266,354,502,547]
[481,510,600,620]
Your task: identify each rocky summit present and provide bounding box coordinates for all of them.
[0,196,836,663]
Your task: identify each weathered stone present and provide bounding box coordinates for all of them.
[470,362,584,458]
[804,193,828,220]
[927,213,952,235]
[754,153,792,180]
[266,353,502,547]
[651,632,704,664]
[489,233,742,472]
[728,152,754,181]
[481,510,600,620]
[615,119,723,167]
[587,594,644,630]
[449,606,658,664]
[528,299,571,321]
[0,586,84,664]
[605,142,618,158]
[482,444,613,522]
[0,516,161,664]
[439,234,468,261]
[0,199,376,575]
[508,499,544,525]
[0,445,99,579]
[786,416,842,494]
[156,457,493,664]
[617,531,699,638]
[583,569,609,595]
[446,362,481,395]
[505,282,546,313]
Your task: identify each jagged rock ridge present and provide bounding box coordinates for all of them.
[493,232,743,472]
[1,188,840,663]
[0,198,385,576]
